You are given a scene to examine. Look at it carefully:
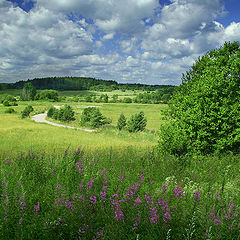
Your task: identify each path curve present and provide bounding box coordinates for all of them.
[32,111,96,133]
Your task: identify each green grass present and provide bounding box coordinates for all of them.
[0,148,239,239]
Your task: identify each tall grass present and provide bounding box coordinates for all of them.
[0,147,239,239]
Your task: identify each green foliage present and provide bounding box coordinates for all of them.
[61,105,75,122]
[21,105,34,118]
[160,41,240,155]
[35,90,59,101]
[80,107,111,128]
[21,82,36,101]
[47,107,56,118]
[48,105,75,122]
[127,111,147,132]
[123,97,132,103]
[4,108,15,114]
[1,95,17,107]
[117,113,127,130]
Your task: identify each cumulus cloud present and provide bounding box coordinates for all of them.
[1,0,240,85]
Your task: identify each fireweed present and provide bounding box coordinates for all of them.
[0,149,239,240]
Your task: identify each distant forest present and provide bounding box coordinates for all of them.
[0,77,176,92]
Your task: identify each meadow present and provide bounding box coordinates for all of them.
[0,90,239,239]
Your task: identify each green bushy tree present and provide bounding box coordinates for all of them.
[127,111,147,132]
[160,41,240,155]
[21,83,36,101]
[47,107,56,118]
[117,113,127,130]
[21,105,34,118]
[80,107,111,128]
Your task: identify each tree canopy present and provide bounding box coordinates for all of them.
[160,41,240,155]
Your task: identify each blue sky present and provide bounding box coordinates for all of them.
[0,0,240,85]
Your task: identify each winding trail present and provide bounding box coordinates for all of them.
[31,106,96,133]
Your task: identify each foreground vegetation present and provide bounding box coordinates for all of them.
[0,148,239,239]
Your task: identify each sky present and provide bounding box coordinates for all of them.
[0,0,240,85]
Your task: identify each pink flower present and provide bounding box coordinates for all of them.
[101,169,106,175]
[134,196,141,206]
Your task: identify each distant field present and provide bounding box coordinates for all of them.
[0,100,166,157]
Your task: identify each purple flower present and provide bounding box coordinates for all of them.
[101,169,106,175]
[134,196,141,206]
[119,174,124,180]
[209,212,215,218]
[89,196,97,204]
[139,174,144,183]
[162,184,167,193]
[193,190,200,202]
[228,225,233,232]
[34,203,40,212]
[132,216,141,230]
[100,191,106,201]
[56,184,61,192]
[214,219,221,225]
[163,212,171,223]
[150,179,154,185]
[174,187,184,199]
[225,214,231,220]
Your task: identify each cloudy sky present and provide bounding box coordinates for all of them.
[0,0,240,85]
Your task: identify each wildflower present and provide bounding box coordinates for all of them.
[2,180,7,188]
[132,216,141,230]
[214,219,221,225]
[139,174,144,183]
[134,196,141,206]
[114,207,124,221]
[101,169,106,175]
[150,179,154,185]
[228,225,233,232]
[215,191,220,200]
[119,174,124,180]
[193,190,200,202]
[34,203,40,212]
[100,191,106,201]
[163,212,171,223]
[79,184,84,191]
[162,184,167,193]
[209,212,215,219]
[102,185,108,191]
[225,214,231,220]
[89,196,97,204]
[85,179,95,190]
[56,184,61,192]
[174,186,184,199]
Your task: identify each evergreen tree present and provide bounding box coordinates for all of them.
[117,113,127,130]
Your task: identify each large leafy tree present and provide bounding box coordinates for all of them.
[21,82,36,101]
[160,41,240,155]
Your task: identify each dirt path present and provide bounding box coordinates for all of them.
[31,106,96,133]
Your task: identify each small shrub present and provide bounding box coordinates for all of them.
[117,113,127,130]
[4,108,15,114]
[21,105,34,118]
[127,111,147,132]
[3,100,10,106]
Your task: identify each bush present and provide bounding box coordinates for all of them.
[80,107,111,128]
[4,108,15,114]
[160,41,240,155]
[3,100,10,106]
[48,105,75,122]
[35,90,59,101]
[127,111,147,132]
[21,105,34,118]
[47,107,56,118]
[117,113,127,130]
[21,82,36,101]
[61,105,75,122]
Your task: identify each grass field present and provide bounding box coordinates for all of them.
[0,100,165,157]
[0,91,239,239]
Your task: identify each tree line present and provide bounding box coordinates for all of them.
[0,76,176,92]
